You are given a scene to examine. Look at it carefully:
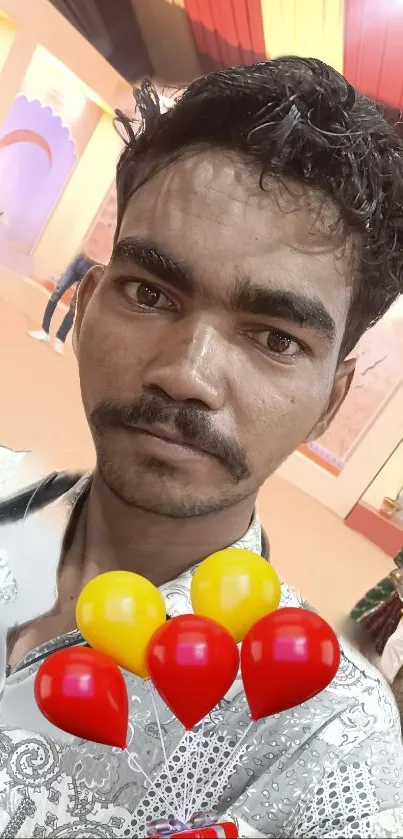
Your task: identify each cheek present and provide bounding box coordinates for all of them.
[238,367,332,466]
[78,304,147,406]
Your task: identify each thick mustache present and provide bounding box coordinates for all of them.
[90,396,250,482]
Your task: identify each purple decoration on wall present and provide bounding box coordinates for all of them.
[0,95,77,252]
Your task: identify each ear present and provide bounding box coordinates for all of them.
[72,265,104,357]
[306,357,356,441]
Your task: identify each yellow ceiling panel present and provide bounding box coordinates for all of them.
[262,0,344,73]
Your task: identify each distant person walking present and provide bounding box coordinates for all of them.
[28,252,96,354]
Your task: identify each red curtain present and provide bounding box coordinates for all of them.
[344,0,403,109]
[184,0,266,71]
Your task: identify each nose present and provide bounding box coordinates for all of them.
[142,318,227,409]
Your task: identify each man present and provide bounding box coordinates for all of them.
[28,251,97,354]
[1,57,403,837]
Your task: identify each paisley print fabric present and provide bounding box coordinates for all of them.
[0,474,403,838]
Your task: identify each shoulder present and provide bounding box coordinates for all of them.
[0,469,88,624]
[237,585,403,837]
[281,582,400,739]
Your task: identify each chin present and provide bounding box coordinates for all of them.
[98,455,244,518]
[107,482,232,518]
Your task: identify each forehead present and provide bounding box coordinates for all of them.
[119,149,353,327]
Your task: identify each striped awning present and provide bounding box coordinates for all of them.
[51,0,403,110]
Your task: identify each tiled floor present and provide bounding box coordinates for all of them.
[0,297,393,630]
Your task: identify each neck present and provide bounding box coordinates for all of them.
[76,471,256,588]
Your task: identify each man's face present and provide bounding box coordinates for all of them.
[75,150,353,517]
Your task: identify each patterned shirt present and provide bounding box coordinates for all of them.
[0,468,403,838]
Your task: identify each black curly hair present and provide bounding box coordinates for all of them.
[114,58,403,359]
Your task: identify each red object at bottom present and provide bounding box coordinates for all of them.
[148,822,238,838]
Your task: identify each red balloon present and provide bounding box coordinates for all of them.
[34,647,129,748]
[241,607,340,721]
[147,614,239,730]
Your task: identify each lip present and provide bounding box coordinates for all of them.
[123,423,209,460]
[131,423,196,447]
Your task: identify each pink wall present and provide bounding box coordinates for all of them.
[85,183,116,265]
[306,299,403,467]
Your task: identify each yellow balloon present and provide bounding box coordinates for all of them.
[191,548,281,642]
[76,570,166,678]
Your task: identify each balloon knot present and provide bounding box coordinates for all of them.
[147,812,215,836]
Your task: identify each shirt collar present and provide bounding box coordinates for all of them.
[66,475,263,618]
[0,474,262,629]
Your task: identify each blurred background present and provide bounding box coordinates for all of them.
[1,0,403,648]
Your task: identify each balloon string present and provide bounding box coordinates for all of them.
[148,682,175,797]
[181,729,190,823]
[190,721,254,817]
[125,748,179,820]
[185,720,204,823]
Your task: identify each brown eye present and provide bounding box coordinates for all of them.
[251,328,302,358]
[123,280,174,310]
[266,331,292,354]
[136,283,161,307]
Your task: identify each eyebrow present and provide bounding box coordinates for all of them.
[112,236,336,343]
[231,278,336,343]
[111,236,194,295]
